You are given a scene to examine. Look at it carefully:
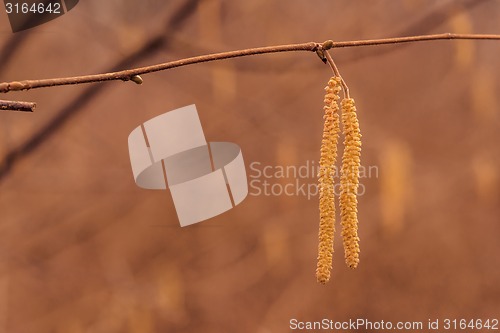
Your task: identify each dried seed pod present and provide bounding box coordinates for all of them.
[316,76,341,284]
[339,98,362,269]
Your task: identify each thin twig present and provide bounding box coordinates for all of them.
[0,32,499,99]
[324,50,350,99]
[0,42,317,93]
[330,32,500,48]
[0,99,35,112]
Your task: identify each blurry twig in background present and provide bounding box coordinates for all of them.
[342,0,491,64]
[0,0,198,181]
[0,13,42,77]
[0,34,30,77]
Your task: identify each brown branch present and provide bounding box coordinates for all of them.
[0,42,317,94]
[1,32,500,102]
[329,32,500,48]
[0,99,35,112]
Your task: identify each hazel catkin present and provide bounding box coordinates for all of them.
[316,76,341,284]
[339,98,362,269]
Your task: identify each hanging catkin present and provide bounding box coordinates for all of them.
[316,76,341,284]
[339,98,361,269]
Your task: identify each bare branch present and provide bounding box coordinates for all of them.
[329,32,500,48]
[0,33,499,95]
[0,42,317,93]
[1,32,500,111]
[0,99,35,112]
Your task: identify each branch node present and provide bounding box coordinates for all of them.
[0,81,32,93]
[9,81,28,91]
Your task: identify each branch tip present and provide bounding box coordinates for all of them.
[0,99,36,112]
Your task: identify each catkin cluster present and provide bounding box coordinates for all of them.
[316,76,362,283]
[316,76,341,284]
[340,98,361,268]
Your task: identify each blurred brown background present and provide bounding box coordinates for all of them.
[1,0,499,332]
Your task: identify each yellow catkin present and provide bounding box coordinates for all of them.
[316,76,341,284]
[340,98,361,269]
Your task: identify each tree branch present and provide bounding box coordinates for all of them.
[1,33,500,102]
[0,42,317,94]
[0,99,35,112]
[329,32,500,48]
